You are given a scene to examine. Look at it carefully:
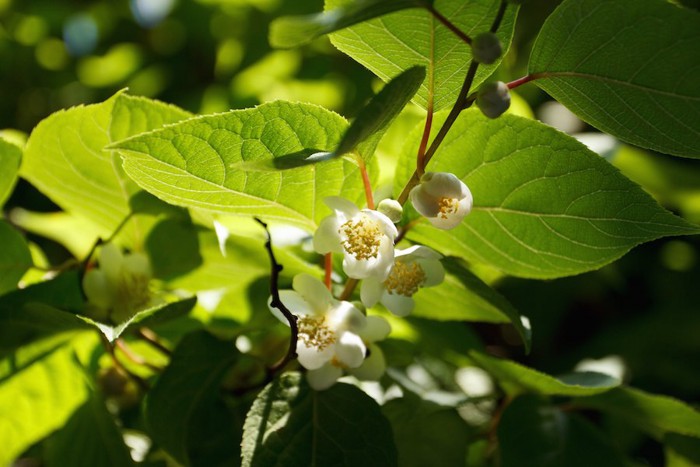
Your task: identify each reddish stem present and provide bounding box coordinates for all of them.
[356,156,375,210]
[427,5,472,45]
[506,73,543,90]
[416,17,436,176]
[324,253,332,291]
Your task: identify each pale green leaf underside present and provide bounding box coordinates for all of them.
[22,92,192,237]
[0,220,32,295]
[270,0,431,48]
[529,0,700,158]
[113,101,366,230]
[396,110,699,279]
[327,0,518,111]
[0,138,21,207]
[470,351,620,397]
[0,345,90,466]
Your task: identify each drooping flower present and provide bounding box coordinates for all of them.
[313,197,398,280]
[346,315,391,382]
[82,243,153,323]
[409,172,473,230]
[361,245,444,317]
[269,274,368,390]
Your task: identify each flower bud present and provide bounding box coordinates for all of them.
[476,81,511,119]
[376,198,403,224]
[471,32,502,65]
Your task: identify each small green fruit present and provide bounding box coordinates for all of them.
[476,81,511,119]
[471,32,502,65]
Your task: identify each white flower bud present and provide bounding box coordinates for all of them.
[377,198,403,224]
[409,172,473,230]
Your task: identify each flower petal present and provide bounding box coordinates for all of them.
[292,274,332,314]
[359,316,391,342]
[348,344,386,381]
[380,292,415,317]
[409,185,440,218]
[364,209,398,240]
[417,258,445,287]
[306,363,343,391]
[424,172,466,199]
[360,278,384,308]
[82,270,114,309]
[324,196,359,217]
[273,290,313,323]
[313,216,343,254]
[335,332,367,369]
[296,339,334,370]
[427,213,464,230]
[328,300,366,333]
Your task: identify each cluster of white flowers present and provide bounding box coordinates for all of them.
[270,172,473,390]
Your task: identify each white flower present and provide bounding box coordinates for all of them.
[313,197,398,280]
[347,315,391,381]
[270,274,368,390]
[361,245,444,317]
[409,172,473,230]
[82,243,153,323]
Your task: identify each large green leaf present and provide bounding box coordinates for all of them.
[528,0,700,158]
[498,395,628,467]
[382,392,471,467]
[145,330,240,466]
[45,394,134,467]
[270,0,431,48]
[0,137,21,207]
[575,387,700,439]
[327,0,518,111]
[412,257,531,352]
[0,345,90,466]
[22,92,192,238]
[112,101,366,230]
[0,220,32,294]
[470,351,620,397]
[242,372,397,466]
[395,111,699,279]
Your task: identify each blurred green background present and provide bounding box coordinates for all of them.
[2,0,699,462]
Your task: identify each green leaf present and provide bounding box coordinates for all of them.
[469,351,620,396]
[0,272,90,355]
[0,345,90,466]
[22,92,192,239]
[382,392,471,467]
[665,433,700,467]
[395,110,699,279]
[327,0,518,111]
[270,0,431,48]
[242,372,397,466]
[45,394,135,467]
[146,218,203,280]
[498,395,628,467]
[336,66,426,159]
[412,257,531,352]
[528,0,700,158]
[575,387,700,439]
[0,220,32,294]
[112,101,366,230]
[145,330,240,466]
[0,137,21,207]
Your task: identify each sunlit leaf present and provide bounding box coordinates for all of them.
[395,110,700,279]
[145,330,240,466]
[0,138,21,207]
[0,345,90,466]
[45,394,134,467]
[469,351,620,396]
[0,220,32,294]
[412,257,531,352]
[529,0,700,158]
[242,372,397,466]
[498,395,628,467]
[575,387,700,439]
[327,0,518,111]
[112,101,367,230]
[270,0,432,48]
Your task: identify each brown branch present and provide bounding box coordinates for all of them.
[115,338,164,372]
[426,4,472,44]
[135,327,172,356]
[99,332,150,391]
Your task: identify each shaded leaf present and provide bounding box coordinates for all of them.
[0,220,32,294]
[112,101,367,230]
[665,433,700,467]
[575,387,700,439]
[242,372,397,467]
[270,0,431,48]
[146,218,203,281]
[0,137,21,207]
[395,110,699,279]
[45,393,134,467]
[498,395,628,467]
[412,257,531,352]
[470,351,620,396]
[529,0,700,158]
[328,0,518,111]
[145,330,240,466]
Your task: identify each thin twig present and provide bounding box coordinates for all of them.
[395,219,420,244]
[324,253,333,291]
[255,218,298,374]
[135,327,172,356]
[426,4,472,44]
[339,278,359,301]
[115,338,164,372]
[490,0,508,34]
[355,155,375,209]
[99,332,150,391]
[416,15,436,176]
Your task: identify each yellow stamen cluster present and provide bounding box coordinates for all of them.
[298,316,336,350]
[339,217,382,260]
[438,197,459,219]
[384,261,426,296]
